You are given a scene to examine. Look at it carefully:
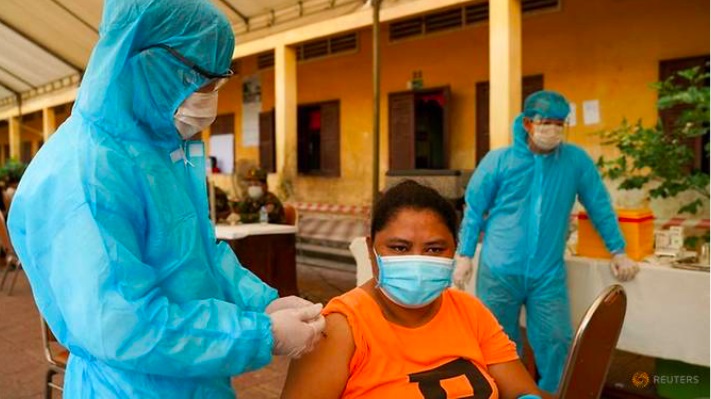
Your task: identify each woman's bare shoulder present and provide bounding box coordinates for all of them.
[280,312,355,399]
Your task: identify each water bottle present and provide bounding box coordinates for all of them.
[259,206,268,224]
[699,243,710,266]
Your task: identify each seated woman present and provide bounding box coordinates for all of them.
[282,180,544,399]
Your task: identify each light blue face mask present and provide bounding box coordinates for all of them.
[375,253,455,308]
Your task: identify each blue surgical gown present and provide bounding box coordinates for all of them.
[458,115,625,392]
[8,0,278,397]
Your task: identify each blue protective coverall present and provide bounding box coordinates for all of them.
[7,1,278,397]
[458,105,625,392]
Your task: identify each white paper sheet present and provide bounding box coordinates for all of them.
[209,134,234,173]
[241,102,260,148]
[583,99,601,125]
[568,102,577,127]
[241,74,262,148]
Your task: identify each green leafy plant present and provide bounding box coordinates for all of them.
[0,159,27,187]
[597,66,709,216]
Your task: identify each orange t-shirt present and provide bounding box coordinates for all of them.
[323,287,518,399]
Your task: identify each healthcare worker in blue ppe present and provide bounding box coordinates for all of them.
[7,0,325,397]
[453,91,639,393]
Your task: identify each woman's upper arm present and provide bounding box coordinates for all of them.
[281,313,355,399]
[488,360,543,399]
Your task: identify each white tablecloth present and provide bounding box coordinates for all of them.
[215,224,297,240]
[351,238,710,367]
[561,256,709,367]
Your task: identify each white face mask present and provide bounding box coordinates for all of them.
[248,186,264,199]
[174,91,218,139]
[531,124,564,150]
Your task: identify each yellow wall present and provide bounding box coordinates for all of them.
[213,57,261,164]
[229,43,375,205]
[0,122,7,164]
[294,33,374,205]
[522,0,709,161]
[0,105,70,165]
[379,22,488,176]
[208,56,277,198]
[221,0,708,206]
[0,113,43,164]
[55,103,73,130]
[20,112,44,161]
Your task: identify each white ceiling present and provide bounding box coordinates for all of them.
[0,0,366,104]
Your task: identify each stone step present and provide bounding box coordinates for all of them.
[296,254,356,272]
[295,240,356,272]
[296,242,353,258]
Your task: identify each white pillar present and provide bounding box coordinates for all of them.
[9,116,20,161]
[489,0,522,149]
[274,45,298,181]
[42,107,56,142]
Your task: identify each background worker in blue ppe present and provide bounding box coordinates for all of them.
[453,90,639,393]
[7,0,325,397]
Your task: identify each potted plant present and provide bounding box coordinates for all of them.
[0,159,28,212]
[597,66,709,248]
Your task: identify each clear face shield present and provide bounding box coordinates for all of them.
[147,43,234,92]
[526,115,569,150]
[142,44,234,139]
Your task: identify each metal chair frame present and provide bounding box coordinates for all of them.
[41,320,67,399]
[0,258,22,295]
[558,284,628,399]
[0,211,22,295]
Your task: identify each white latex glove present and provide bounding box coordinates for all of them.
[453,255,474,290]
[270,303,326,358]
[265,295,315,315]
[610,253,640,282]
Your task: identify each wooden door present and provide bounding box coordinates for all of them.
[388,92,415,170]
[441,86,451,169]
[475,82,490,166]
[319,101,341,177]
[259,110,276,173]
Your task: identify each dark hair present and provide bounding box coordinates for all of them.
[371,180,458,242]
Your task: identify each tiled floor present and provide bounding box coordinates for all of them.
[0,263,355,399]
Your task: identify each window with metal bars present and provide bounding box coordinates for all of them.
[296,33,358,62]
[389,0,560,41]
[255,34,358,69]
[257,51,275,70]
[424,8,464,34]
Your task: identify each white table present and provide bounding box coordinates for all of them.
[350,237,710,367]
[215,223,297,240]
[562,256,709,367]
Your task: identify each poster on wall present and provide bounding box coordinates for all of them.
[583,100,601,125]
[242,74,261,147]
[568,103,577,127]
[209,134,234,174]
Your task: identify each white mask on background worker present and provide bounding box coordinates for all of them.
[248,185,264,199]
[531,123,564,150]
[524,117,566,152]
[174,91,218,139]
